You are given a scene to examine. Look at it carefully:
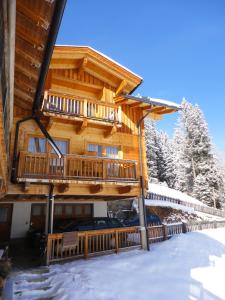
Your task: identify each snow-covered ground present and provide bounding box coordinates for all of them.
[148,183,207,207]
[6,227,225,300]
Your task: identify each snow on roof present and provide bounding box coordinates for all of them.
[145,199,195,213]
[55,45,143,80]
[124,95,181,110]
[148,183,207,207]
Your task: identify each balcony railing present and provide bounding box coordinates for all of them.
[17,151,138,182]
[41,91,122,124]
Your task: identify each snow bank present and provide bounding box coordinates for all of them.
[145,199,195,213]
[7,228,225,300]
[148,183,207,206]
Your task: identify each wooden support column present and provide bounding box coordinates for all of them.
[104,124,117,138]
[77,118,88,134]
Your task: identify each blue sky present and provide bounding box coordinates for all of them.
[57,0,225,154]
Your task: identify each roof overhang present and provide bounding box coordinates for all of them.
[115,95,181,119]
[50,46,143,95]
[14,0,67,112]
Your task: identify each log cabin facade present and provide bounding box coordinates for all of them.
[0,1,180,244]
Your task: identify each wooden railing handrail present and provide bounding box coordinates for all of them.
[19,151,138,164]
[17,151,138,181]
[43,91,120,109]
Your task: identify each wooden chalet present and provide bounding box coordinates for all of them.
[0,1,180,260]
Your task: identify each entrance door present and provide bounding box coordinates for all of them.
[0,204,13,242]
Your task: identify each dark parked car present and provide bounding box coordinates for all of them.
[123,213,161,227]
[27,217,124,250]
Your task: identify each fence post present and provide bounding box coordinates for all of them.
[182,222,187,234]
[84,233,89,259]
[163,224,168,240]
[115,230,119,253]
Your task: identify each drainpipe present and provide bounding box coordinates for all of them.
[47,184,55,234]
[137,109,154,251]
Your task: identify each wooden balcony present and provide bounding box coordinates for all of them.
[41,91,122,126]
[17,151,138,183]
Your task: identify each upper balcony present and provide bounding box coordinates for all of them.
[41,91,122,127]
[17,151,138,185]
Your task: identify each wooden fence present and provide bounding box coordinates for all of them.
[148,220,225,243]
[46,220,225,265]
[147,192,225,218]
[46,227,141,264]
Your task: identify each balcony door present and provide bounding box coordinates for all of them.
[27,137,68,177]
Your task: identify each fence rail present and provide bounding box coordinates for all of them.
[41,91,122,124]
[46,227,141,264]
[17,151,138,182]
[46,220,225,264]
[148,220,225,243]
[147,192,225,218]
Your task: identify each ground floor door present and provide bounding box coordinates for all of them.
[0,204,13,242]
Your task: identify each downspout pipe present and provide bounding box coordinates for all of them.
[137,109,154,251]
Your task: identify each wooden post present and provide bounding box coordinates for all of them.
[83,99,87,117]
[163,224,168,240]
[118,105,122,123]
[182,222,187,234]
[46,236,50,266]
[115,230,119,253]
[84,233,88,258]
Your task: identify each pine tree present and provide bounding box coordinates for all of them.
[145,119,159,182]
[176,99,222,207]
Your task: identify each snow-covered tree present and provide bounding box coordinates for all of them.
[145,120,159,182]
[176,99,223,207]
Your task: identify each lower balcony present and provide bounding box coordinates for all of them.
[17,151,138,184]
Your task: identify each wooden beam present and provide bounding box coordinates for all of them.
[89,184,103,194]
[46,117,54,131]
[50,59,81,69]
[76,118,88,134]
[16,47,41,68]
[52,74,103,91]
[16,23,44,51]
[104,125,117,138]
[77,57,88,76]
[16,36,42,61]
[58,183,70,193]
[157,108,177,115]
[118,186,132,194]
[17,1,50,30]
[14,87,33,103]
[15,63,39,81]
[130,102,143,108]
[115,79,127,96]
[23,182,31,192]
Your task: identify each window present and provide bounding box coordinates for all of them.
[65,205,73,216]
[74,205,82,216]
[28,137,46,153]
[31,205,42,216]
[54,205,63,216]
[51,140,68,155]
[106,146,119,159]
[87,144,102,157]
[0,207,8,222]
[84,205,92,216]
